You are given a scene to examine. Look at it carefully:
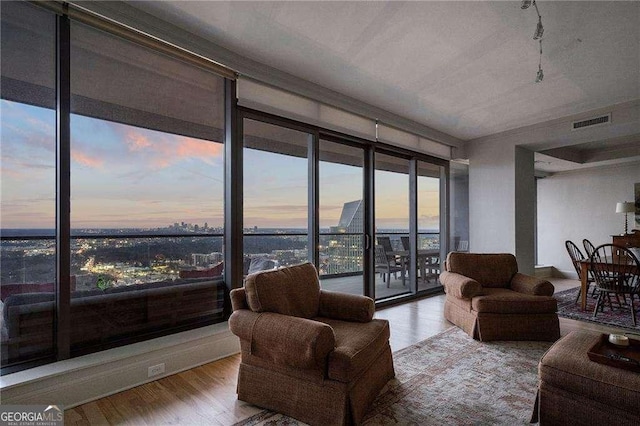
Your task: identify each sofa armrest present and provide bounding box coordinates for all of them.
[440,271,482,299]
[229,310,335,371]
[318,290,374,323]
[510,273,554,296]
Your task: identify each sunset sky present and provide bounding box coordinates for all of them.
[1,100,440,230]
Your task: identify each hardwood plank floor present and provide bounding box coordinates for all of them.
[65,278,629,425]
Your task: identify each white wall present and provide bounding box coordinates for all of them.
[537,161,640,277]
[469,143,516,254]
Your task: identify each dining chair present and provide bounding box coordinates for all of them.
[400,236,410,251]
[375,245,404,287]
[377,235,405,268]
[377,236,394,253]
[565,240,596,303]
[583,239,596,258]
[590,244,640,326]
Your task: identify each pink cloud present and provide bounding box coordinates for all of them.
[124,129,153,151]
[120,127,222,169]
[71,150,104,168]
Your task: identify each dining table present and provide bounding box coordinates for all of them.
[387,249,440,282]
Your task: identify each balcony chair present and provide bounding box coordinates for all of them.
[375,245,404,287]
[440,252,560,341]
[229,262,395,426]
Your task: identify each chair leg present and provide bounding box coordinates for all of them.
[631,294,637,327]
[386,273,390,288]
[574,287,582,304]
[593,293,603,319]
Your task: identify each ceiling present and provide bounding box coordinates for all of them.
[128,1,640,169]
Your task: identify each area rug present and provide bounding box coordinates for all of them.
[555,287,640,332]
[234,327,553,425]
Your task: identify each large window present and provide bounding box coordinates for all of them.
[1,1,57,369]
[0,1,227,373]
[243,119,311,274]
[67,22,226,355]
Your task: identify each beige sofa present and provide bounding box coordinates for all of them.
[440,252,560,341]
[229,262,395,426]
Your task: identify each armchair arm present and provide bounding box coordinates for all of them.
[440,271,482,299]
[229,310,335,371]
[230,288,248,311]
[510,273,554,296]
[318,290,374,322]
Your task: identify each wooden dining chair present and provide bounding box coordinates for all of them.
[590,244,640,326]
[583,239,596,258]
[565,240,595,303]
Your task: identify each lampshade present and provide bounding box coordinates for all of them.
[616,202,635,213]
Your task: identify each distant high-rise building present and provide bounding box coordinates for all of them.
[324,200,363,275]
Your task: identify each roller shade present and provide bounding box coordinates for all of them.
[238,76,453,160]
[1,1,55,109]
[70,21,225,142]
[1,1,226,143]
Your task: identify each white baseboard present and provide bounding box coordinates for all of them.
[0,322,240,409]
[534,265,554,278]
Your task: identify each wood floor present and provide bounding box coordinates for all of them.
[65,278,629,426]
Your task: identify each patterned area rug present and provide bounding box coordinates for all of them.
[555,287,640,332]
[234,327,552,425]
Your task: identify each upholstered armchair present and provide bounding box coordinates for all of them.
[229,262,395,426]
[440,252,560,342]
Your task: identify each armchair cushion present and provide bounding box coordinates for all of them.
[229,310,335,371]
[446,252,518,288]
[471,288,558,314]
[510,273,554,296]
[244,262,320,318]
[318,290,374,323]
[440,271,482,299]
[317,317,390,383]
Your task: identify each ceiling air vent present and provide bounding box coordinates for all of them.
[571,113,611,131]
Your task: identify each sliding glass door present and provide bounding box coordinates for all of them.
[374,153,411,300]
[417,161,444,292]
[318,139,366,295]
[239,112,448,302]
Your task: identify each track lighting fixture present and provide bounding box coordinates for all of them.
[522,1,545,83]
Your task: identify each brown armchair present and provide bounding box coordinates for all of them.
[229,262,395,426]
[440,252,560,342]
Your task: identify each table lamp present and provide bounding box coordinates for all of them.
[615,201,635,235]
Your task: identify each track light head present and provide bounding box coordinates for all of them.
[533,17,544,40]
[521,0,533,10]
